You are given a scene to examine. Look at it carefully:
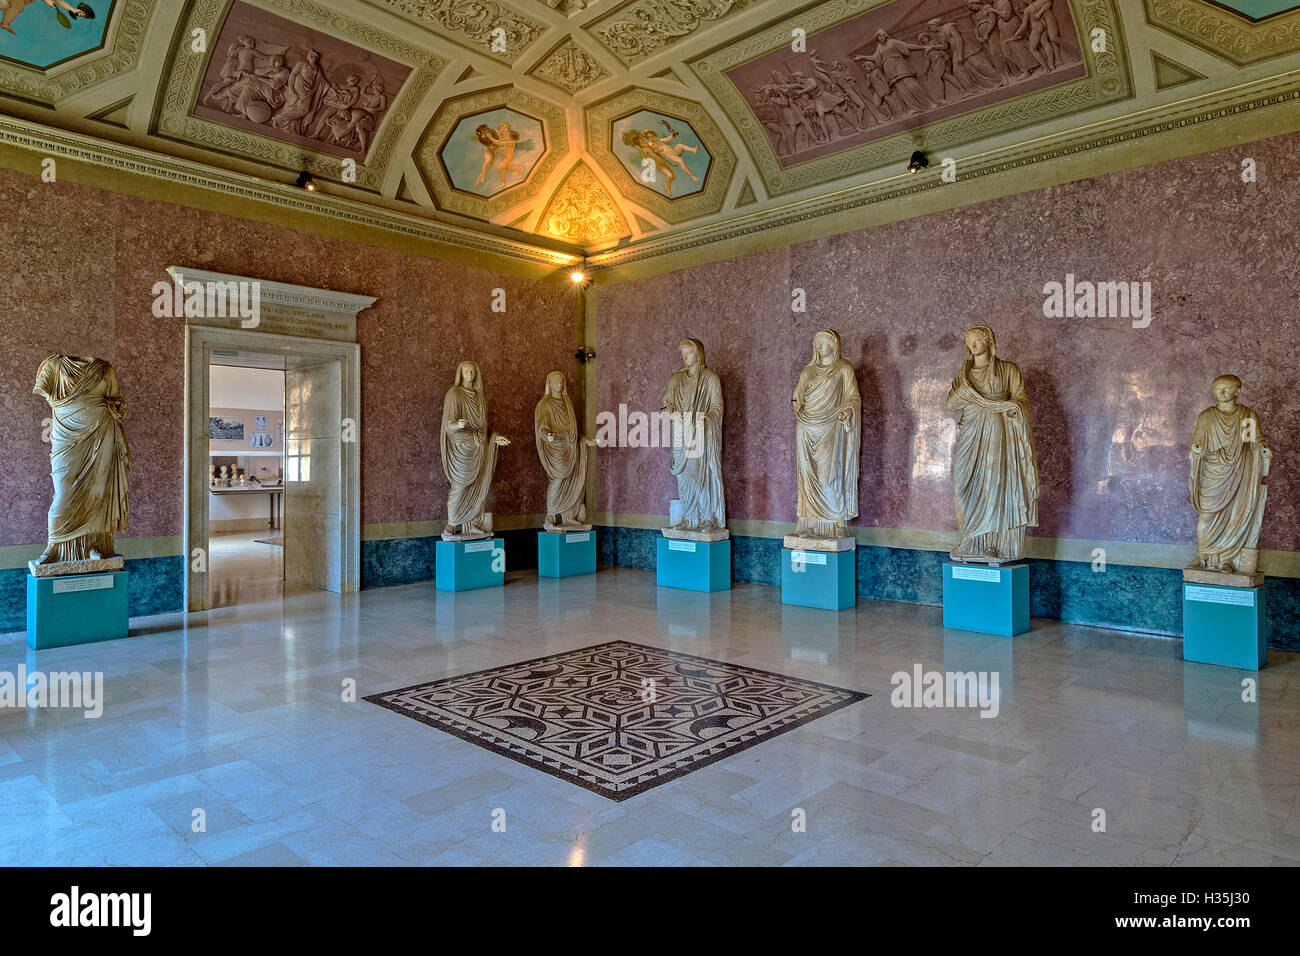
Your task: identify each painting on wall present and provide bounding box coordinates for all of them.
[0,0,111,69]
[611,109,712,199]
[209,416,245,441]
[440,107,546,198]
[194,0,411,160]
[726,0,1085,167]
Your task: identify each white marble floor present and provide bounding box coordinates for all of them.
[1,568,1297,866]
[209,530,288,609]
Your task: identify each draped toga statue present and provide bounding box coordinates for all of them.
[787,329,861,551]
[440,361,510,541]
[946,326,1038,564]
[1185,375,1272,586]
[536,371,596,532]
[663,338,727,540]
[31,355,131,576]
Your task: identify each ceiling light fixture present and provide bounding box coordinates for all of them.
[296,171,317,191]
[907,151,928,175]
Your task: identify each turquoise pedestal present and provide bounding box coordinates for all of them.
[656,537,730,592]
[1182,582,1265,670]
[436,538,505,592]
[781,547,855,610]
[27,570,129,649]
[942,562,1029,637]
[538,530,596,578]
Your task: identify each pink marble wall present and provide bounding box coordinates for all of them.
[596,130,1300,552]
[0,167,576,548]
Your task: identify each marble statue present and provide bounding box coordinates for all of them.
[663,338,727,540]
[30,355,131,577]
[1185,375,1272,587]
[946,325,1038,564]
[440,360,510,541]
[787,329,861,552]
[536,371,596,532]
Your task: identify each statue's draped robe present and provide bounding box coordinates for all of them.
[440,384,499,529]
[794,357,861,536]
[34,356,130,561]
[1189,404,1268,569]
[535,393,587,522]
[947,357,1038,559]
[664,367,725,528]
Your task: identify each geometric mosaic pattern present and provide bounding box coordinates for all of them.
[366,641,868,801]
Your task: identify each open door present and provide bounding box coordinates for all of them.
[284,358,344,592]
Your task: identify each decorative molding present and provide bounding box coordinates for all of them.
[586,86,735,223]
[0,114,582,269]
[692,0,1133,196]
[589,0,758,65]
[529,37,610,94]
[155,0,444,190]
[1145,0,1300,65]
[539,161,630,246]
[416,85,568,222]
[370,0,546,60]
[0,0,155,105]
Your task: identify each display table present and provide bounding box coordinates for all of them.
[210,484,283,529]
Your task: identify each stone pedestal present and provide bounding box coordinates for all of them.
[781,546,855,610]
[942,562,1029,637]
[656,536,730,592]
[538,530,596,578]
[1182,581,1265,670]
[435,538,504,592]
[27,570,129,649]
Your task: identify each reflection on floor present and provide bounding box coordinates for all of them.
[209,530,287,609]
[0,567,1297,866]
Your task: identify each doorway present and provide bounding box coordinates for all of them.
[184,326,361,613]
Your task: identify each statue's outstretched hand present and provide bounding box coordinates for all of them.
[493,435,511,447]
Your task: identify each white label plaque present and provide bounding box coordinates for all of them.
[566,533,591,543]
[1185,585,1255,607]
[53,575,114,594]
[668,540,696,553]
[464,540,495,553]
[952,566,1001,583]
[791,550,827,565]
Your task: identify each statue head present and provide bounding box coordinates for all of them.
[545,371,566,397]
[812,329,841,363]
[679,338,705,368]
[1212,374,1242,404]
[963,325,996,360]
[456,360,479,389]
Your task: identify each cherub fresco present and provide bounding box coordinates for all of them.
[473,122,530,189]
[621,119,700,197]
[0,0,93,37]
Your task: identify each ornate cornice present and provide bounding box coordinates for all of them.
[1145,0,1300,66]
[0,114,581,268]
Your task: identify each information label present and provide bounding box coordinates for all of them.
[52,575,115,594]
[464,540,496,553]
[790,550,828,565]
[1185,585,1256,607]
[952,565,1001,583]
[565,533,591,544]
[668,540,696,553]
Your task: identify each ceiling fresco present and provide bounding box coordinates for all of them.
[1,0,1299,262]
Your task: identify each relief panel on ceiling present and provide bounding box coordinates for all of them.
[586,88,735,224]
[416,86,567,222]
[368,0,546,60]
[156,0,443,190]
[0,0,111,69]
[1143,0,1300,65]
[589,0,761,65]
[538,160,630,247]
[529,37,609,94]
[693,0,1132,196]
[194,1,412,160]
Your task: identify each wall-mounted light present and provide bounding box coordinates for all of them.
[570,270,586,285]
[575,347,596,364]
[907,151,928,175]
[296,171,317,191]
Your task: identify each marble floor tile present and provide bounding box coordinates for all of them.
[0,566,1296,866]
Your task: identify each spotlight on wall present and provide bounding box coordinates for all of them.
[907,151,928,175]
[296,171,317,191]
[570,270,586,285]
[575,347,596,364]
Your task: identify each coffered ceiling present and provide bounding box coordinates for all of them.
[1,0,1299,273]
